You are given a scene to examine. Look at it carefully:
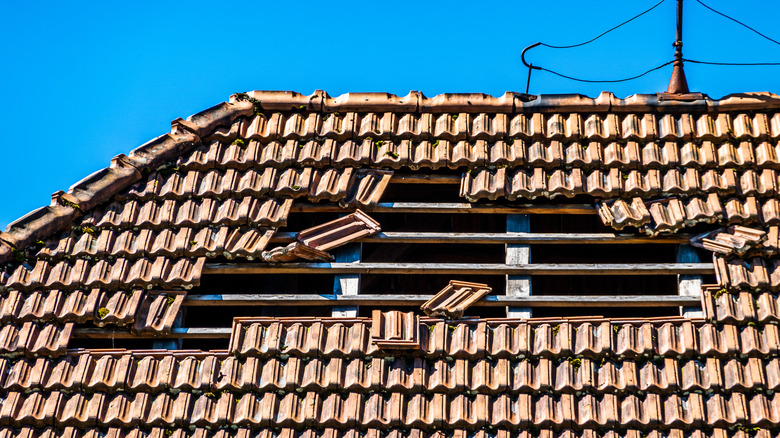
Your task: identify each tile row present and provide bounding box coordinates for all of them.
[7,352,777,396]
[714,256,780,291]
[36,227,275,262]
[79,197,291,231]
[461,168,780,202]
[209,111,780,143]
[2,257,205,292]
[117,167,391,207]
[176,138,780,171]
[1,389,778,430]
[0,322,72,358]
[702,290,780,323]
[0,288,183,332]
[0,427,772,438]
[598,195,780,234]
[3,288,138,324]
[229,319,780,360]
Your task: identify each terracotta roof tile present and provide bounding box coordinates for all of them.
[700,287,780,324]
[0,322,72,358]
[691,225,767,256]
[220,317,780,361]
[5,346,780,433]
[7,350,780,400]
[370,310,420,350]
[421,281,492,319]
[597,197,651,230]
[714,255,780,291]
[262,242,333,263]
[295,210,380,252]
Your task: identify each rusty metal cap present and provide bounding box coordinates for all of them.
[666,61,690,94]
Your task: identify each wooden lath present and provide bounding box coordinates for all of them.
[203,262,713,275]
[182,294,700,307]
[271,231,690,244]
[290,202,596,215]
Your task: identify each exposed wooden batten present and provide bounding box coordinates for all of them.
[183,294,701,307]
[204,262,714,275]
[290,202,596,215]
[270,231,690,245]
[390,174,461,184]
[71,328,232,339]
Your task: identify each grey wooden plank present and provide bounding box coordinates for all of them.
[270,231,690,244]
[332,242,360,317]
[506,214,532,319]
[677,244,705,318]
[204,262,714,275]
[184,294,700,307]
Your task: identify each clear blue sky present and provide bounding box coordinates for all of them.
[1,0,779,229]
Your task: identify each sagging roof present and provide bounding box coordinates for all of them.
[0,89,780,437]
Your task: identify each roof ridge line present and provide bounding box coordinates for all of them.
[0,99,255,263]
[238,89,780,113]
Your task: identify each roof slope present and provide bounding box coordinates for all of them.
[0,90,780,437]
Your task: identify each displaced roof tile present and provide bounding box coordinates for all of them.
[691,226,767,256]
[421,280,491,319]
[262,242,333,263]
[296,210,381,252]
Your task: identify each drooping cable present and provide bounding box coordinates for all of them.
[521,1,671,89]
[540,0,666,49]
[684,58,780,66]
[522,0,780,89]
[695,0,780,47]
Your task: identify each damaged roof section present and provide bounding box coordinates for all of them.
[2,88,780,437]
[597,195,779,235]
[261,210,381,263]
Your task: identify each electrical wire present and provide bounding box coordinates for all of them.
[540,0,666,49]
[522,0,780,87]
[684,58,780,66]
[536,60,675,83]
[695,0,780,47]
